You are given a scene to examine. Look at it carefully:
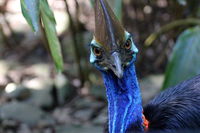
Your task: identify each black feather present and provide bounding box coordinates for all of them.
[144,75,200,132]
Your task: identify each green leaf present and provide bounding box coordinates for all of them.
[39,0,56,24]
[40,0,64,71]
[162,26,200,89]
[20,0,40,32]
[177,0,187,5]
[90,0,122,21]
[108,0,122,21]
[113,0,122,21]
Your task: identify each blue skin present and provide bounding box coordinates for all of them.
[103,63,143,133]
[90,32,144,133]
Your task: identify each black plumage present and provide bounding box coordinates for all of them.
[144,75,200,132]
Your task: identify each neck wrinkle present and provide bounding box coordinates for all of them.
[102,64,144,133]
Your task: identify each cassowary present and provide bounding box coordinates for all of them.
[89,0,200,133]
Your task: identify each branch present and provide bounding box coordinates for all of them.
[63,0,85,87]
[144,18,200,46]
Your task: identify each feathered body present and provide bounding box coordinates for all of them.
[90,0,200,132]
[144,75,200,132]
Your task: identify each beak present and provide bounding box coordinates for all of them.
[111,52,124,78]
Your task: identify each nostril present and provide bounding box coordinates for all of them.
[112,64,116,69]
[112,64,125,69]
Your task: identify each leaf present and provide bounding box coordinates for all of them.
[40,0,64,71]
[20,0,40,32]
[90,0,122,21]
[39,0,56,24]
[162,26,200,89]
[177,0,187,5]
[108,0,122,21]
[113,0,122,21]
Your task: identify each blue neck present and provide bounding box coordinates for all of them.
[102,63,143,133]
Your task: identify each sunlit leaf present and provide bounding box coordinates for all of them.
[39,0,56,24]
[40,0,64,71]
[162,26,200,89]
[20,0,40,32]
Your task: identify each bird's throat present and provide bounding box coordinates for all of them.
[102,64,143,133]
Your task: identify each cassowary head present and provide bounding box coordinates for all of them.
[90,0,138,78]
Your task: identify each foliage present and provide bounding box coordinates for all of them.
[177,0,187,6]
[18,0,200,90]
[110,0,122,20]
[90,0,122,21]
[162,26,200,89]
[143,0,200,89]
[144,18,200,46]
[20,0,39,32]
[20,0,63,71]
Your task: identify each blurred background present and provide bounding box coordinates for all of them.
[0,0,200,132]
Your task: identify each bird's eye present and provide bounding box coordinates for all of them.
[93,47,102,57]
[124,39,132,50]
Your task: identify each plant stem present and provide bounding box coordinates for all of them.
[0,23,12,48]
[145,18,200,46]
[64,0,85,87]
